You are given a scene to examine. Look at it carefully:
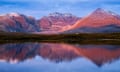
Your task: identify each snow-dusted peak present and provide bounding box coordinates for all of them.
[49,12,62,17]
[107,11,119,16]
[0,14,6,16]
[64,13,73,17]
[93,8,119,16]
[48,12,74,17]
[93,8,107,14]
[7,12,21,17]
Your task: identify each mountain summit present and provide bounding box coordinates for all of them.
[73,8,120,28]
[93,8,119,16]
[7,12,21,17]
[63,8,120,33]
[38,12,79,31]
[0,13,40,32]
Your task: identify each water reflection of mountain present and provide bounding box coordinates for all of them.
[0,43,120,66]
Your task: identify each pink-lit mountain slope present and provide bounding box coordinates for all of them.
[62,8,120,33]
[0,13,40,32]
[0,12,79,33]
[38,12,79,31]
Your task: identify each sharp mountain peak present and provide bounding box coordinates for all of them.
[92,8,118,16]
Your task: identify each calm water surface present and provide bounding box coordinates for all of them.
[0,42,120,72]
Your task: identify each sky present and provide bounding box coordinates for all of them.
[0,0,120,19]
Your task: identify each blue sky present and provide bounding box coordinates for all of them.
[0,0,120,18]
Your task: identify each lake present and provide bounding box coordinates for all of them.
[0,42,120,72]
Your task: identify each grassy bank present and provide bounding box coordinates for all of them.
[0,32,120,45]
[0,32,120,40]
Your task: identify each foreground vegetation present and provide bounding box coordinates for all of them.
[0,32,120,44]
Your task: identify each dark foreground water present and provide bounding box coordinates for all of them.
[0,42,120,72]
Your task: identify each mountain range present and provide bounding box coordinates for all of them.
[0,8,120,33]
[0,12,79,33]
[0,43,120,67]
[38,12,79,31]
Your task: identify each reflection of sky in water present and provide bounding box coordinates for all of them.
[0,43,120,72]
[0,56,120,72]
